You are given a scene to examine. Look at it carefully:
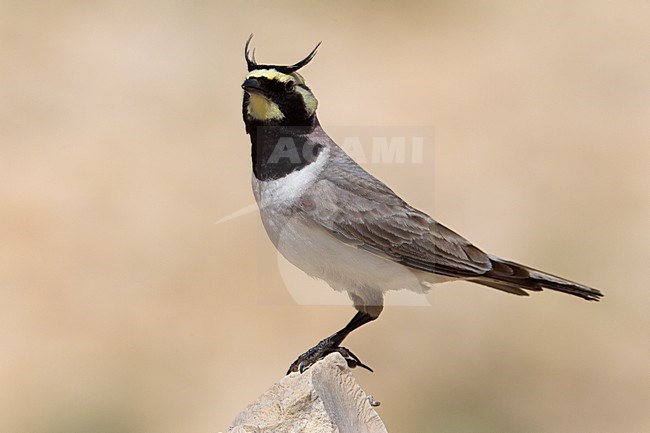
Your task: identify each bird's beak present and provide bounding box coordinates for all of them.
[242,78,265,95]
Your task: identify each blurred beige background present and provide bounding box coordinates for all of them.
[1,1,649,432]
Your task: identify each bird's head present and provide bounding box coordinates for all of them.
[241,35,320,129]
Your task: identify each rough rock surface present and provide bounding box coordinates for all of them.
[229,353,388,433]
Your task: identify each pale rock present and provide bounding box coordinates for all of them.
[229,353,388,433]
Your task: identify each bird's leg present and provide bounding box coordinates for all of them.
[287,311,377,374]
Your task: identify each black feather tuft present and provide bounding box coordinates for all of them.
[244,35,321,73]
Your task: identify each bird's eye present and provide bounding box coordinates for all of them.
[285,81,295,92]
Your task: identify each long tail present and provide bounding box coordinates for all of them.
[470,256,603,301]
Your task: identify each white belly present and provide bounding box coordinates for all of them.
[252,149,442,306]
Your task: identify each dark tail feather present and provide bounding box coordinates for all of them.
[471,256,603,301]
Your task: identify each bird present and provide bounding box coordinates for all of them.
[240,35,603,375]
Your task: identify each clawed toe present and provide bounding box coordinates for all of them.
[287,312,378,375]
[287,340,373,374]
[334,346,373,372]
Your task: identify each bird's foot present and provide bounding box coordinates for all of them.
[286,337,373,374]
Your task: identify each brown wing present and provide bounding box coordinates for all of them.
[297,145,602,301]
[299,147,493,278]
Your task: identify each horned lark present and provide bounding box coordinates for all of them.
[240,36,602,374]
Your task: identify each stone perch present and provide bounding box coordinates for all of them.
[229,353,388,433]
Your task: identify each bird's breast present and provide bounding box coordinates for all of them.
[250,147,432,298]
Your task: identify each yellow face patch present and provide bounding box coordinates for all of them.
[246,69,306,85]
[247,93,285,121]
[247,68,291,83]
[244,69,316,120]
[296,86,318,115]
